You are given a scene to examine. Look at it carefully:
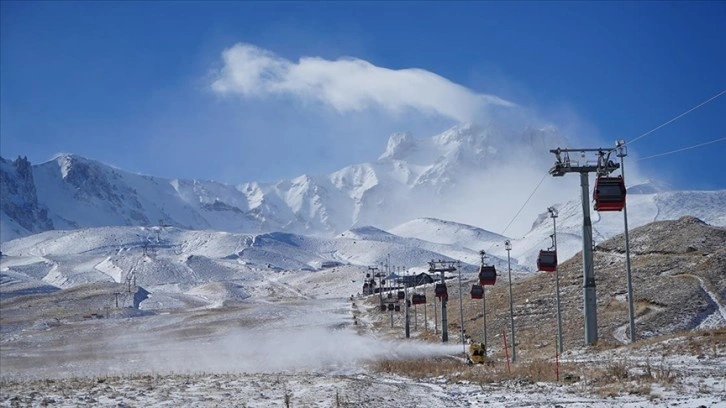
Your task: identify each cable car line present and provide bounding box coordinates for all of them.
[482,89,723,252]
[636,136,725,161]
[497,171,548,238]
[616,89,725,150]
[479,170,548,257]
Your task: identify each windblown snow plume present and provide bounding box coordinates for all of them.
[211,43,514,122]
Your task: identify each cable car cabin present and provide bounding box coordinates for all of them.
[412,293,427,305]
[394,304,401,312]
[479,265,497,286]
[435,283,448,299]
[397,291,405,300]
[387,293,393,299]
[594,176,626,211]
[387,303,394,311]
[537,250,558,272]
[380,304,387,312]
[470,284,484,300]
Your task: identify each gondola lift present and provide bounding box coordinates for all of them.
[470,284,484,299]
[479,265,497,286]
[537,250,558,272]
[434,283,448,299]
[594,175,626,212]
[537,233,558,272]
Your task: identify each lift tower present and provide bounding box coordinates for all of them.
[549,148,619,345]
[429,260,458,343]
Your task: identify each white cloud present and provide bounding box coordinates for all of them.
[211,43,514,123]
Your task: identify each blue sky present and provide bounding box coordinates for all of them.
[1,1,724,189]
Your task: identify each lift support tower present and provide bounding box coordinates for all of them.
[549,148,619,345]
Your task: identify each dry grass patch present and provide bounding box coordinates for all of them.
[370,357,463,379]
[370,356,582,385]
[582,357,678,399]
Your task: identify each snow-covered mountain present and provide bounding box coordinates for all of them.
[0,224,493,303]
[0,157,54,238]
[0,124,561,242]
[1,124,725,264]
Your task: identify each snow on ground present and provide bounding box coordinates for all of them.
[1,226,725,407]
[2,290,724,407]
[4,370,723,408]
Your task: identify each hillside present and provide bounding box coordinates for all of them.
[3,126,724,250]
[1,217,724,406]
[434,216,726,359]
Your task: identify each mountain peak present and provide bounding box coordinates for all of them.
[379,131,415,161]
[434,122,490,148]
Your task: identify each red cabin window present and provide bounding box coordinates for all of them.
[470,284,484,299]
[594,176,626,212]
[435,283,448,298]
[479,265,497,286]
[537,250,558,272]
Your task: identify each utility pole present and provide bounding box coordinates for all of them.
[429,260,457,343]
[441,269,448,343]
[423,286,427,331]
[457,261,465,353]
[617,140,636,342]
[479,251,488,353]
[549,206,564,354]
[404,267,410,339]
[550,147,619,344]
[376,265,383,307]
[368,266,381,303]
[505,240,516,363]
[434,291,438,335]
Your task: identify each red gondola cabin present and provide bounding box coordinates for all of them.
[537,250,557,272]
[479,265,497,286]
[397,291,405,300]
[435,283,448,299]
[470,284,484,299]
[594,176,626,211]
[412,293,427,305]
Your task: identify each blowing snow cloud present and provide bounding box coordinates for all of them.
[211,43,514,122]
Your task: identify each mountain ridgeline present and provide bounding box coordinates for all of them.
[1,124,725,248]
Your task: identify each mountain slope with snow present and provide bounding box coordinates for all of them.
[2,124,725,267]
[0,224,493,305]
[0,124,568,242]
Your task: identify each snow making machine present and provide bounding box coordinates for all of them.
[468,342,487,365]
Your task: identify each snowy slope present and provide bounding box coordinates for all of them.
[0,225,498,305]
[0,124,570,241]
[510,186,726,271]
[385,184,726,273]
[2,125,724,275]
